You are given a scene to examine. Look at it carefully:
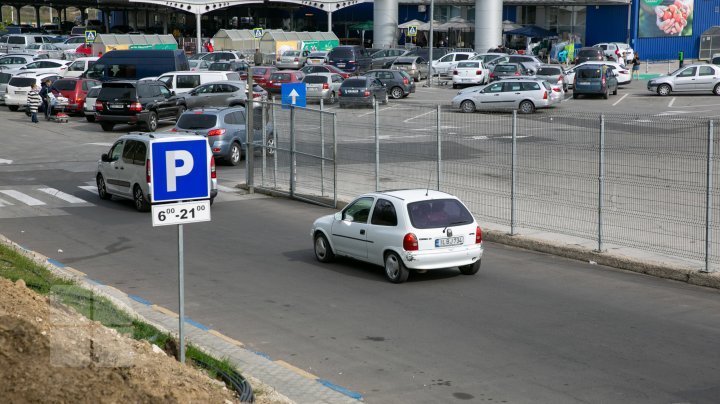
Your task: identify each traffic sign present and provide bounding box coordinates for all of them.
[152,200,211,227]
[85,30,97,44]
[281,82,306,109]
[252,28,264,39]
[408,26,418,37]
[149,137,211,203]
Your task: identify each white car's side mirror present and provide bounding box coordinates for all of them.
[334,212,342,220]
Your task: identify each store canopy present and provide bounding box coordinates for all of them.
[437,17,474,31]
[503,25,557,38]
[418,20,447,32]
[398,19,425,29]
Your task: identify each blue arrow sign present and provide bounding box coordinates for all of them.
[281,82,306,109]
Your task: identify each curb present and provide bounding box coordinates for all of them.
[242,187,720,291]
[0,233,363,404]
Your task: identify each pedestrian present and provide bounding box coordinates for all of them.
[632,52,641,80]
[26,84,42,124]
[253,48,263,66]
[207,40,214,53]
[39,79,53,120]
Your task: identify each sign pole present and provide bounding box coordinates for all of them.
[178,223,185,363]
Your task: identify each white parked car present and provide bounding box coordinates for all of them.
[83,85,102,122]
[452,60,490,88]
[4,72,62,111]
[595,42,634,64]
[63,57,98,78]
[306,51,329,65]
[22,43,64,59]
[55,36,87,51]
[311,189,484,283]
[9,59,71,75]
[431,52,477,76]
[566,61,632,86]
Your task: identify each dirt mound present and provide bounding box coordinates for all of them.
[0,277,239,403]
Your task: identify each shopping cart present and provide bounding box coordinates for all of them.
[49,95,69,123]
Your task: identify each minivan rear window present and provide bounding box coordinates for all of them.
[329,48,353,58]
[578,49,601,57]
[0,73,11,84]
[407,199,474,229]
[52,80,77,91]
[303,75,327,84]
[536,67,562,75]
[577,68,602,79]
[176,114,217,130]
[456,62,480,68]
[494,64,516,72]
[8,37,26,45]
[8,77,35,87]
[98,84,136,100]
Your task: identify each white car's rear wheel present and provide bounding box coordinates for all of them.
[384,252,409,283]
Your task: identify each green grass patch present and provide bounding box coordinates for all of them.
[0,242,248,394]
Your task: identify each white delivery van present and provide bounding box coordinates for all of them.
[63,57,99,78]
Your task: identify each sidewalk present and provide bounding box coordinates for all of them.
[0,233,363,404]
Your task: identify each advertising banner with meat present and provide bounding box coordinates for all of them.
[638,0,694,38]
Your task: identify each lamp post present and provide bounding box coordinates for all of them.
[427,0,434,88]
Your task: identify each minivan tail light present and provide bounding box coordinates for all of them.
[146,159,151,183]
[543,91,548,100]
[363,89,370,97]
[515,71,520,76]
[294,57,299,62]
[403,233,418,251]
[94,100,103,111]
[207,128,226,137]
[210,156,216,179]
[322,82,329,90]
[129,102,142,112]
[475,226,482,244]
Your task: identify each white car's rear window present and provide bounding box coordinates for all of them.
[407,199,473,229]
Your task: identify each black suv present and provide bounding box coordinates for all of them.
[95,80,186,132]
[575,47,606,65]
[327,45,372,74]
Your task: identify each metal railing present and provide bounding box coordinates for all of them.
[245,100,718,272]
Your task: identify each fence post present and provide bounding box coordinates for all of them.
[436,104,442,191]
[705,120,715,273]
[290,106,296,198]
[597,114,606,252]
[511,110,517,235]
[272,98,277,190]
[375,97,380,192]
[320,98,325,197]
[261,101,267,187]
[333,112,338,209]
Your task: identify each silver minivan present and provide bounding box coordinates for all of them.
[96,132,218,212]
[0,34,40,53]
[451,78,557,114]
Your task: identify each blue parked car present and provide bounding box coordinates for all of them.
[572,64,618,99]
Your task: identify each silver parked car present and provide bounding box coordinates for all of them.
[181,80,249,109]
[276,50,310,70]
[23,43,64,59]
[647,64,720,96]
[451,78,557,114]
[534,64,569,91]
[303,72,344,104]
[390,56,428,82]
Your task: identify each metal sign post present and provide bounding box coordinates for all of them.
[150,137,212,364]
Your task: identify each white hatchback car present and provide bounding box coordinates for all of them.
[96,132,218,212]
[452,60,490,88]
[311,189,484,283]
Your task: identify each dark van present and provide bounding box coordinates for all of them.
[83,50,189,81]
[573,65,618,99]
[327,45,371,74]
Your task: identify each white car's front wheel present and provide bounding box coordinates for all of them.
[314,233,335,263]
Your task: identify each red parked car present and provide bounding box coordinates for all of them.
[74,43,92,57]
[300,64,352,79]
[51,78,102,113]
[240,66,278,89]
[266,70,305,94]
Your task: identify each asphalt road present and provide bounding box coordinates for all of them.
[1,97,720,403]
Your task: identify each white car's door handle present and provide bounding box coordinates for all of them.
[360,229,365,235]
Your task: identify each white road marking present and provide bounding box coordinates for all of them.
[0,190,46,206]
[37,188,88,204]
[0,158,12,164]
[668,97,676,108]
[656,110,710,116]
[676,103,720,108]
[0,197,14,207]
[612,93,629,106]
[85,142,114,147]
[358,106,395,118]
[78,185,98,195]
[472,136,489,140]
[403,110,435,123]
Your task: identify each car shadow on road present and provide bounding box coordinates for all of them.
[283,248,464,283]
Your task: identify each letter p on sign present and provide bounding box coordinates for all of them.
[150,137,211,203]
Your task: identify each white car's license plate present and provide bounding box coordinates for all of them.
[337,63,345,68]
[435,236,464,247]
[15,91,26,95]
[345,89,358,93]
[461,78,471,82]
[109,103,124,109]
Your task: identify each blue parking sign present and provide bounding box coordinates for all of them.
[150,138,211,203]
[281,82,306,109]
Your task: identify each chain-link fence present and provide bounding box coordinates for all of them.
[246,101,718,271]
